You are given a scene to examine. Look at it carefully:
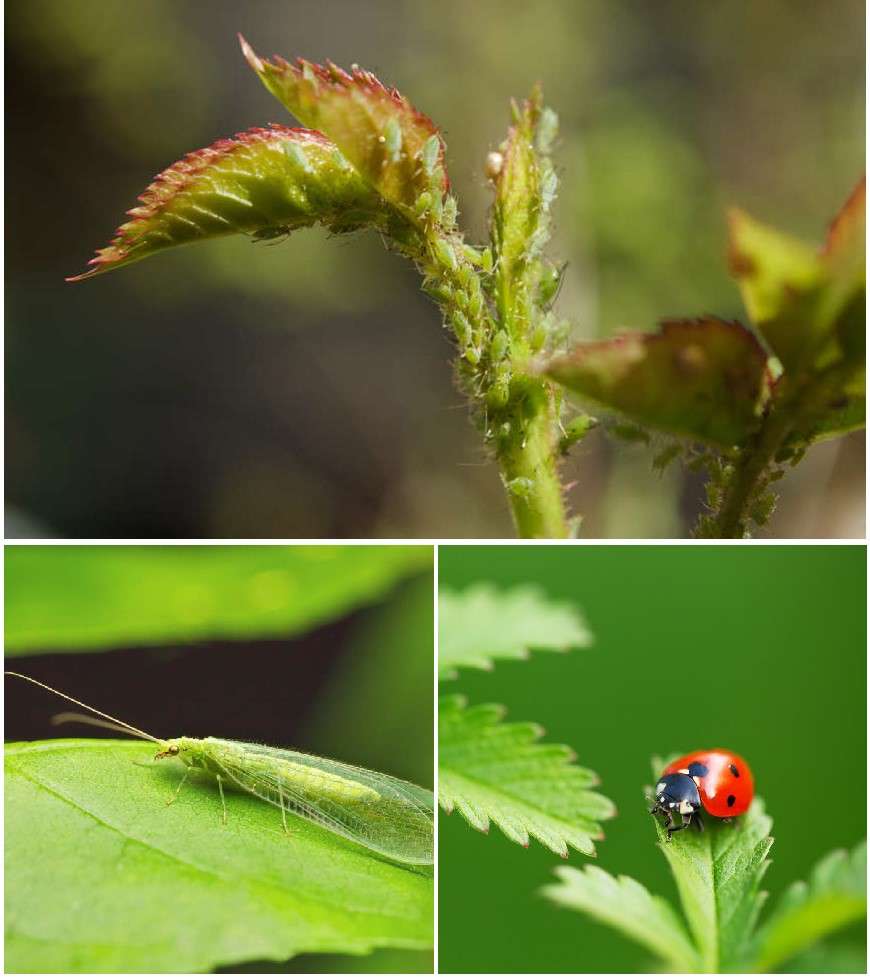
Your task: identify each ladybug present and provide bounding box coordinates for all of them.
[650,749,754,840]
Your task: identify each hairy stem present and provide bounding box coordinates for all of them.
[493,379,570,538]
[705,364,857,538]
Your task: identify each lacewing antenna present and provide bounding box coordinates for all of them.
[5,671,160,744]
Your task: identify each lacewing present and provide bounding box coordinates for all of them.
[6,672,433,866]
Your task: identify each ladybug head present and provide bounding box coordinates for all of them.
[654,772,701,815]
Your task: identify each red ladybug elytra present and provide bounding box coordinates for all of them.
[650,749,754,840]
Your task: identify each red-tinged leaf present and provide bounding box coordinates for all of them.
[727,180,866,372]
[823,174,866,262]
[240,35,447,217]
[543,318,771,447]
[820,176,866,363]
[68,125,391,281]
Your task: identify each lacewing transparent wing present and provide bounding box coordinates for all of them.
[190,738,434,865]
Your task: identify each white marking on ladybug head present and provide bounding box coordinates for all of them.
[679,800,695,814]
[656,781,666,795]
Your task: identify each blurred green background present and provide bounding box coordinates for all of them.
[5,544,434,973]
[6,0,864,538]
[438,545,866,972]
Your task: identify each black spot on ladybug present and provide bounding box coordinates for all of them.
[688,762,709,778]
[727,794,736,807]
[730,764,740,778]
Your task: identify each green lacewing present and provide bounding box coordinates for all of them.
[6,672,433,866]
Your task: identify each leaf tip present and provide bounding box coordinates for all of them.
[237,32,263,72]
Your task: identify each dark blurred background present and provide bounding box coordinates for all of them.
[438,545,866,972]
[6,0,865,538]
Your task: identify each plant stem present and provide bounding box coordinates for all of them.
[707,364,856,538]
[495,380,571,538]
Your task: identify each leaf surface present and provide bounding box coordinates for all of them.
[68,125,391,280]
[5,545,430,653]
[5,740,432,973]
[541,864,701,972]
[240,36,446,217]
[751,841,866,972]
[438,695,614,858]
[544,318,770,446]
[438,584,591,679]
[649,788,773,972]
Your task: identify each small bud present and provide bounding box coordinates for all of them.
[414,191,433,218]
[442,196,458,227]
[505,476,534,499]
[480,247,493,273]
[559,415,597,453]
[464,346,481,365]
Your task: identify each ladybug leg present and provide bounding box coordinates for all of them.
[691,811,704,833]
[667,814,690,840]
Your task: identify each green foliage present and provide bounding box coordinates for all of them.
[438,695,614,858]
[5,740,432,973]
[5,545,429,653]
[438,583,591,678]
[752,842,867,972]
[438,584,613,859]
[540,761,866,973]
[542,865,701,971]
[545,317,771,447]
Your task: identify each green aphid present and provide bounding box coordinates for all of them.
[6,672,433,867]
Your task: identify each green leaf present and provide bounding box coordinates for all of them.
[5,740,432,973]
[438,695,615,858]
[438,584,592,679]
[5,545,430,653]
[798,391,865,444]
[649,788,773,972]
[751,841,866,972]
[68,125,392,280]
[544,318,771,447]
[240,36,447,218]
[540,864,701,972]
[489,87,559,342]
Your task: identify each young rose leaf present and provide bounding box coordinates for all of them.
[751,841,866,972]
[728,178,866,372]
[541,865,701,972]
[68,126,391,281]
[438,584,591,679]
[490,87,559,341]
[438,695,615,858]
[794,392,865,445]
[543,318,771,447]
[240,36,447,219]
[649,779,774,973]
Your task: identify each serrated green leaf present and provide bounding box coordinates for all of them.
[544,318,771,447]
[438,695,614,858]
[540,864,701,972]
[438,584,592,678]
[5,545,430,653]
[649,786,773,972]
[68,126,393,280]
[5,740,432,973]
[751,841,866,972]
[240,36,446,218]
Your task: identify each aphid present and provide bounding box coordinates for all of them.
[650,748,754,840]
[6,672,433,866]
